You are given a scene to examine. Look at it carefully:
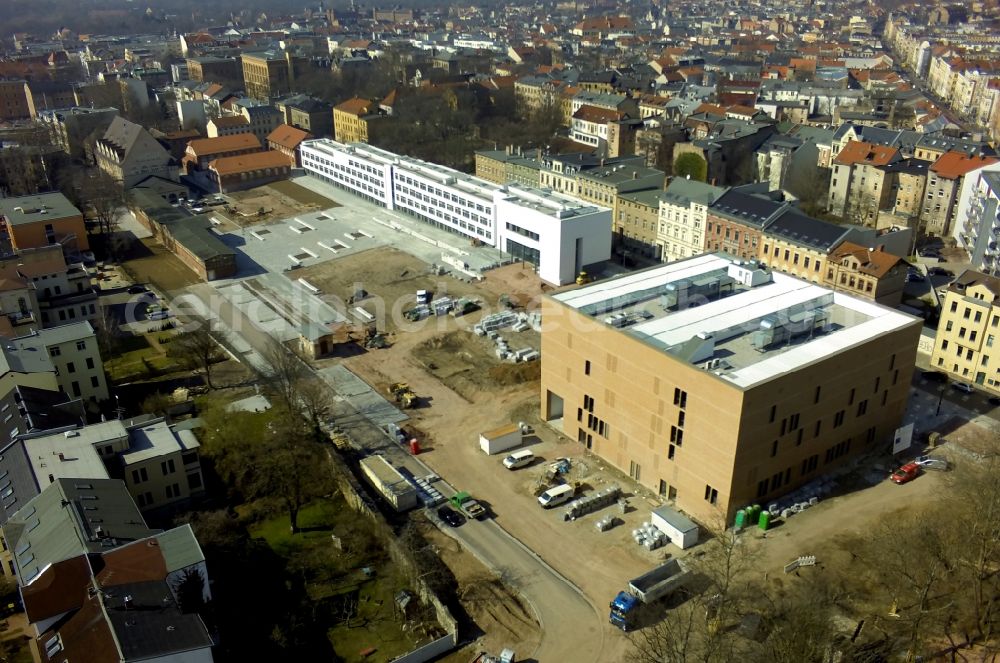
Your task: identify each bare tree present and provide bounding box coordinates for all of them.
[169,326,223,389]
[260,335,310,410]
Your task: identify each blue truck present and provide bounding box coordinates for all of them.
[610,558,690,631]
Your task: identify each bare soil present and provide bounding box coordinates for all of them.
[224,181,336,226]
[420,523,542,662]
[121,238,200,293]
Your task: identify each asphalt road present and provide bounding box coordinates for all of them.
[181,283,611,662]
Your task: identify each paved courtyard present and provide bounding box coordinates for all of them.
[210,175,507,280]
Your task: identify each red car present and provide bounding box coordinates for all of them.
[891,463,920,484]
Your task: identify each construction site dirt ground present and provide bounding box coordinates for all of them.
[419,522,542,662]
[325,257,659,653]
[222,182,338,227]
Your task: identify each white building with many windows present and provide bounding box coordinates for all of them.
[299,139,612,284]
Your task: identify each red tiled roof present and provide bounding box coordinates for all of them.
[186,134,261,156]
[829,242,902,279]
[833,140,899,167]
[334,96,377,116]
[930,151,1000,179]
[267,123,312,150]
[209,150,291,176]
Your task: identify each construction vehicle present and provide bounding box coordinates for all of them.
[450,491,487,520]
[387,382,419,408]
[610,559,691,631]
[576,271,591,285]
[364,329,389,349]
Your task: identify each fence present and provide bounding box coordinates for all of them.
[326,449,459,662]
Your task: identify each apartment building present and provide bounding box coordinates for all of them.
[241,50,298,101]
[10,321,108,402]
[570,105,626,151]
[300,139,612,284]
[186,55,240,82]
[931,270,1000,393]
[95,116,177,189]
[954,168,1000,275]
[576,163,665,227]
[473,147,542,187]
[540,254,921,524]
[759,208,856,284]
[0,192,88,253]
[240,104,284,144]
[38,106,119,160]
[828,140,901,223]
[206,114,251,137]
[657,179,725,262]
[616,190,664,259]
[0,80,31,121]
[922,152,999,236]
[3,244,99,327]
[275,95,333,137]
[333,97,385,143]
[823,243,906,306]
[705,189,786,261]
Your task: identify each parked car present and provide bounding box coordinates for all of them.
[914,456,949,471]
[928,267,953,277]
[437,505,464,527]
[952,382,975,394]
[127,284,147,294]
[891,463,921,484]
[922,370,948,383]
[906,273,925,283]
[989,396,1000,406]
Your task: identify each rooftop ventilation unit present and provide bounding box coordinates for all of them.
[751,307,830,352]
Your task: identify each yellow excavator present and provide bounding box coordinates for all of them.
[387,382,419,409]
[576,271,592,286]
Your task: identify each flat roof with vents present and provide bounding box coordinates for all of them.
[552,254,920,389]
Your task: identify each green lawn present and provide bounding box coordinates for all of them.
[107,334,179,383]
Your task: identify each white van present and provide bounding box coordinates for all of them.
[538,484,574,508]
[503,449,535,470]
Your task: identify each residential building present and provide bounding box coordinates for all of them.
[183,133,261,172]
[474,147,542,187]
[208,151,293,193]
[241,50,300,101]
[705,189,786,261]
[828,140,901,224]
[95,117,178,189]
[38,106,119,160]
[267,124,312,166]
[24,80,75,118]
[576,164,665,230]
[931,270,1000,393]
[922,152,999,236]
[570,105,626,152]
[300,139,612,285]
[206,114,251,137]
[186,55,240,83]
[3,480,213,662]
[759,208,856,284]
[0,192,88,254]
[275,95,333,137]
[540,254,921,524]
[954,168,1000,274]
[823,243,906,306]
[239,104,284,144]
[616,189,665,259]
[657,179,727,262]
[2,244,99,328]
[333,97,386,144]
[0,80,31,120]
[9,321,108,402]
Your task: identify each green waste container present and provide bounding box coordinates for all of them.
[735,509,746,529]
[750,504,761,522]
[758,510,771,531]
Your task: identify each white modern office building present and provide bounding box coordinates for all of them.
[299,139,612,284]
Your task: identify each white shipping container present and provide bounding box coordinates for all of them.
[479,423,523,454]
